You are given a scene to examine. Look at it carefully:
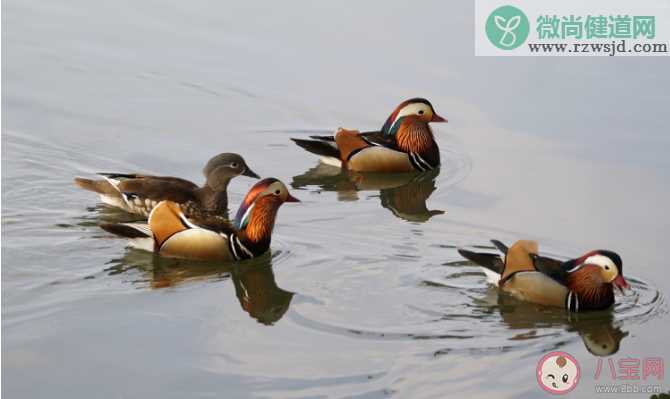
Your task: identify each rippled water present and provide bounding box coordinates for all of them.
[3,1,670,398]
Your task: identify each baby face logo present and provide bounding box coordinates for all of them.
[537,351,581,394]
[485,5,530,49]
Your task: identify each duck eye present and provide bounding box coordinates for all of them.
[418,110,424,115]
[231,162,238,168]
[562,374,569,383]
[605,265,610,270]
[274,190,281,195]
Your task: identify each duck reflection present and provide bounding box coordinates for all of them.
[105,251,294,325]
[231,261,294,325]
[292,164,444,222]
[496,295,628,356]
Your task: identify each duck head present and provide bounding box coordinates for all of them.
[567,250,629,291]
[203,153,260,191]
[235,178,300,244]
[381,98,447,136]
[564,250,629,311]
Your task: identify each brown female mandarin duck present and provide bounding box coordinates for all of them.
[100,178,299,261]
[291,98,447,172]
[458,240,630,312]
[74,153,259,217]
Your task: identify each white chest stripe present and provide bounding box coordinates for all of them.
[412,152,433,170]
[567,291,573,311]
[408,152,434,172]
[566,291,580,312]
[408,153,424,172]
[229,234,240,260]
[227,234,254,261]
[235,236,254,258]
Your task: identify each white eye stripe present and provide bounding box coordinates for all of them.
[389,103,431,132]
[398,104,430,117]
[584,254,616,270]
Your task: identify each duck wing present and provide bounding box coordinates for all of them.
[529,253,569,284]
[109,175,199,203]
[307,130,399,151]
[357,131,400,150]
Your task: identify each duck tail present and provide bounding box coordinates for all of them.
[458,248,504,284]
[100,222,152,238]
[291,137,341,159]
[308,135,336,142]
[458,249,504,273]
[490,239,509,255]
[74,177,118,195]
[97,172,138,180]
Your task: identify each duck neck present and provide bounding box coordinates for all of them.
[196,183,230,213]
[237,196,281,254]
[396,119,435,151]
[567,265,615,310]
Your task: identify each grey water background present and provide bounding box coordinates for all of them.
[2,1,669,398]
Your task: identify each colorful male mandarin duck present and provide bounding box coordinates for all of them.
[291,98,447,172]
[100,178,299,261]
[75,153,259,217]
[458,240,630,312]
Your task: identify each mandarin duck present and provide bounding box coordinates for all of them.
[458,240,629,312]
[75,153,259,218]
[100,178,299,261]
[291,98,447,173]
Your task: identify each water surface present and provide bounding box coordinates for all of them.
[3,1,670,398]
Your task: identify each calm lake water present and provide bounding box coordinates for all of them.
[3,1,670,398]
